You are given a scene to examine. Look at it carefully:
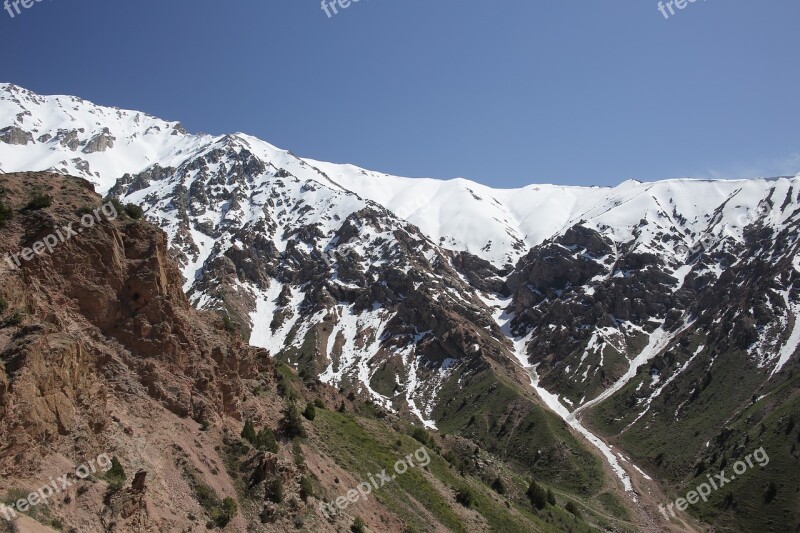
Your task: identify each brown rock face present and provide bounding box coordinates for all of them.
[1,174,265,425]
[0,172,276,530]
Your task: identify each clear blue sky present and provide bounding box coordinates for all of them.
[1,0,798,187]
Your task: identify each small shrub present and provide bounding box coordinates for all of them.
[351,516,366,533]
[547,488,556,506]
[2,310,23,327]
[220,313,236,333]
[23,192,52,211]
[265,476,284,504]
[276,372,293,400]
[105,457,127,491]
[106,198,125,217]
[313,398,325,409]
[411,427,430,446]
[292,438,305,466]
[299,476,314,502]
[222,498,239,517]
[0,201,12,226]
[124,203,144,220]
[303,402,316,421]
[254,427,278,454]
[280,405,306,439]
[565,500,580,517]
[526,480,547,510]
[444,451,465,471]
[76,206,95,216]
[195,483,218,512]
[0,297,7,314]
[193,480,236,528]
[241,419,257,443]
[491,477,506,495]
[242,419,278,453]
[455,487,474,508]
[216,497,237,528]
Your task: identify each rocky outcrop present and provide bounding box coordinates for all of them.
[82,128,115,153]
[0,126,33,145]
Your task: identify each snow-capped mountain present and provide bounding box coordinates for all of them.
[2,83,799,519]
[4,83,792,270]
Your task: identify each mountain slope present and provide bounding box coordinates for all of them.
[2,83,799,532]
[0,172,620,533]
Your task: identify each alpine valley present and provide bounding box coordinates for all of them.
[0,83,798,533]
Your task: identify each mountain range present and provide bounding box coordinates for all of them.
[0,82,798,532]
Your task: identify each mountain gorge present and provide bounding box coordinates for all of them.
[1,83,798,532]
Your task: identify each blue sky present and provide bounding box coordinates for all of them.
[1,0,798,187]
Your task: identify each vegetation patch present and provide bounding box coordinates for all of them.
[124,203,144,219]
[103,456,127,491]
[184,466,237,529]
[434,367,604,495]
[241,419,279,453]
[23,192,52,211]
[0,201,12,226]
